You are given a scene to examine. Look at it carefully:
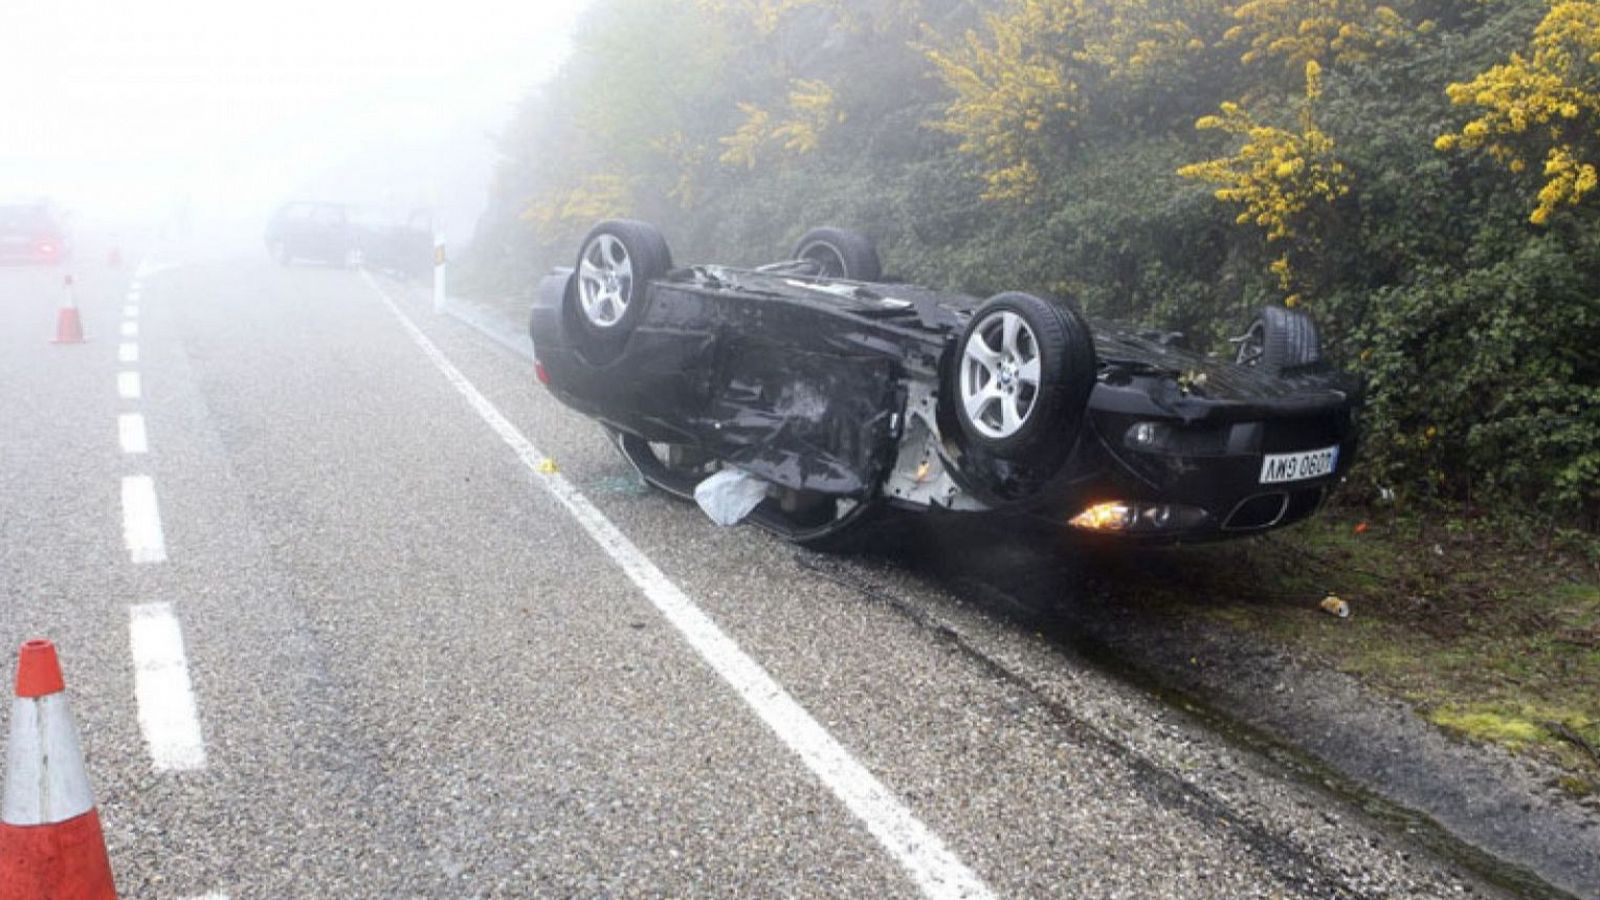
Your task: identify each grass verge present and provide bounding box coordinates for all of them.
[1104,505,1600,797]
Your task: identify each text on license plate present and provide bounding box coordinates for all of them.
[1259,446,1339,484]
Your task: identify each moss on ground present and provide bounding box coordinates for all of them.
[1097,508,1600,795]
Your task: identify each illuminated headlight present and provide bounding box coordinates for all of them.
[1070,502,1135,532]
[1070,501,1207,533]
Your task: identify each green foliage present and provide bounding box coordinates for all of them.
[1355,231,1600,515]
[470,0,1600,525]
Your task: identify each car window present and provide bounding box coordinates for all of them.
[310,205,345,226]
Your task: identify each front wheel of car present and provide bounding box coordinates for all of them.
[951,292,1096,463]
[571,220,673,346]
[792,227,882,282]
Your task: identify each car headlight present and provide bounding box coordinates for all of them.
[1125,421,1170,450]
[1070,501,1207,533]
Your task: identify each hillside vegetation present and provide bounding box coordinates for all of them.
[467,0,1600,525]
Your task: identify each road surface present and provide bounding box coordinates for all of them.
[0,249,1503,898]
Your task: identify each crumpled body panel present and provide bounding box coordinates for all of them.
[533,274,910,496]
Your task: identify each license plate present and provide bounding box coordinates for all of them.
[1259,446,1339,484]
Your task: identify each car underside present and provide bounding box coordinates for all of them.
[529,221,1361,550]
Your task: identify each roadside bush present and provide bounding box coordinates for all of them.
[1356,230,1600,521]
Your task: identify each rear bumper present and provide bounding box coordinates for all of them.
[0,243,64,264]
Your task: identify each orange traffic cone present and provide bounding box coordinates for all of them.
[51,275,85,345]
[0,640,118,899]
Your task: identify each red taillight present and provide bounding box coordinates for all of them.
[534,359,549,385]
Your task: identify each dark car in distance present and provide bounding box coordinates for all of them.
[264,201,363,267]
[529,220,1361,550]
[0,202,68,265]
[361,208,435,279]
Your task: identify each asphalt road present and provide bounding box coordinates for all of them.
[0,248,1508,898]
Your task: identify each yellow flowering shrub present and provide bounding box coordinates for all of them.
[922,0,1219,202]
[695,0,832,35]
[1435,1,1600,225]
[1178,60,1350,296]
[1226,0,1420,73]
[520,174,633,244]
[718,79,845,169]
[650,131,708,208]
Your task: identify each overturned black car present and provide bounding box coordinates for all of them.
[529,220,1360,550]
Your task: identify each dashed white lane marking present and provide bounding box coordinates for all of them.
[119,413,149,454]
[123,305,139,318]
[361,271,994,900]
[121,321,139,337]
[128,603,206,771]
[121,475,167,564]
[128,290,141,303]
[118,371,142,400]
[118,342,139,363]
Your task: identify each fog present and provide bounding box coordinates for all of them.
[3,0,588,246]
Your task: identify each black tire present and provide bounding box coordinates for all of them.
[951,292,1096,462]
[792,227,882,282]
[570,220,673,346]
[1237,306,1321,375]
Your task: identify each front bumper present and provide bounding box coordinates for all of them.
[1040,395,1359,542]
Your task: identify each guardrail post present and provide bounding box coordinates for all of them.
[432,235,447,314]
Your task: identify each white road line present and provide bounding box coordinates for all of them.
[118,342,139,363]
[119,413,149,454]
[123,305,139,318]
[121,475,167,564]
[361,271,993,900]
[128,603,206,771]
[118,371,142,400]
[128,290,141,303]
[121,321,139,337]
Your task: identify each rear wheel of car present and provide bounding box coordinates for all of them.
[1236,306,1321,375]
[952,292,1096,463]
[792,227,881,282]
[571,220,672,346]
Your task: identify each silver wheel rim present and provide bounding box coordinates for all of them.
[577,233,634,328]
[960,309,1041,439]
[1236,320,1265,367]
[798,241,847,278]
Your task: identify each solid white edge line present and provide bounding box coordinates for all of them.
[121,475,167,564]
[360,271,993,900]
[118,342,139,363]
[119,413,149,454]
[118,371,142,400]
[128,603,207,771]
